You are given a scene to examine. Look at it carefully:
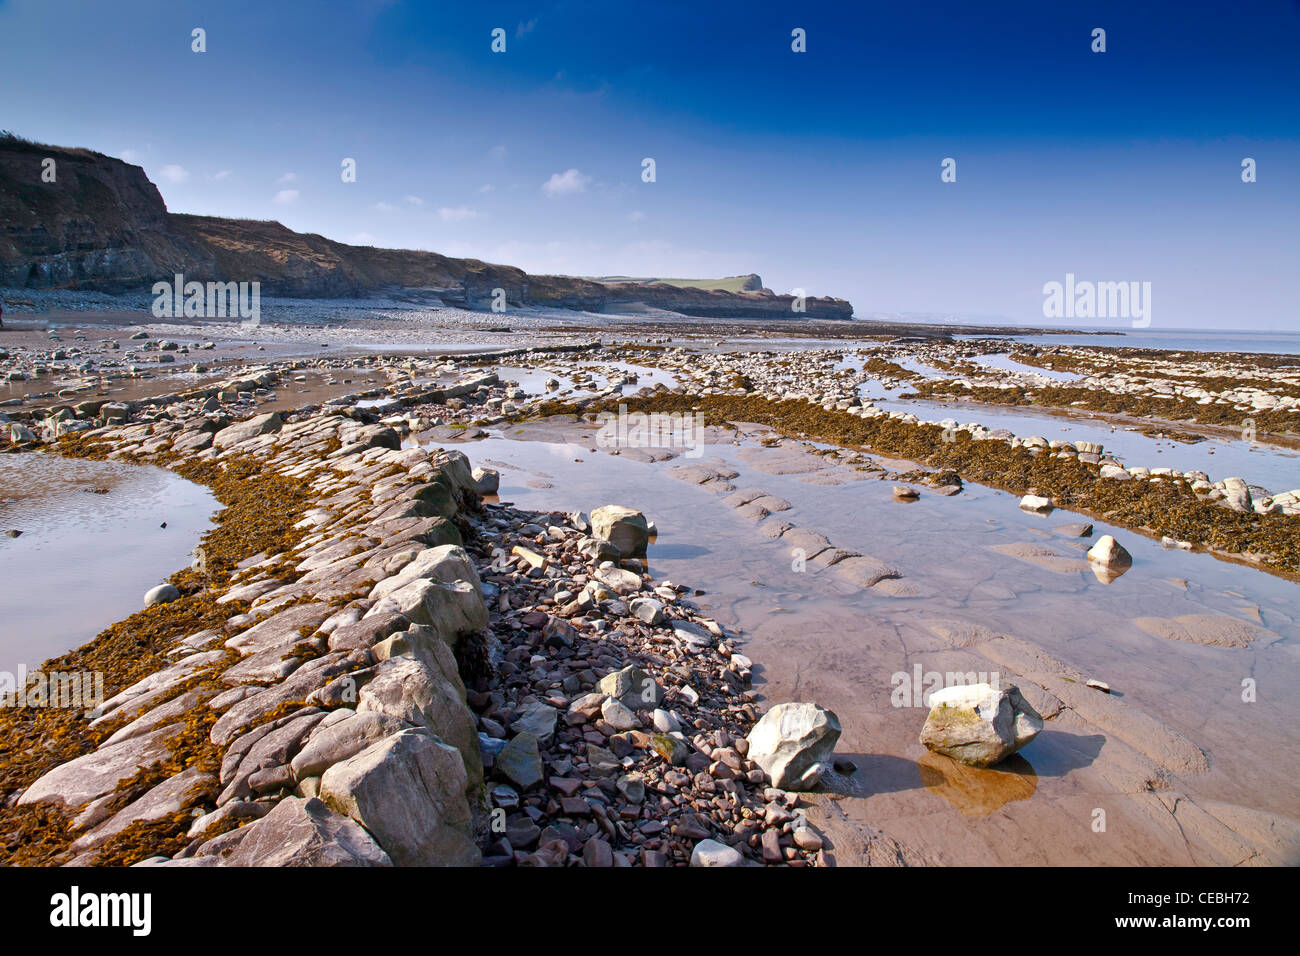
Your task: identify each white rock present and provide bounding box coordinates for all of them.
[690,838,744,867]
[143,583,180,607]
[746,702,841,791]
[1087,534,1132,570]
[919,682,1042,767]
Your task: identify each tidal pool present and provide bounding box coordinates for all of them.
[0,453,217,675]
[445,421,1300,865]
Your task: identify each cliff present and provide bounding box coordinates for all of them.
[0,135,854,319]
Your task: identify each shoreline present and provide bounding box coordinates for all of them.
[1,328,1297,867]
[0,393,816,867]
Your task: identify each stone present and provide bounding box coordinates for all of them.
[1221,477,1251,512]
[214,796,391,866]
[670,619,714,652]
[213,411,282,449]
[616,773,646,804]
[589,505,650,559]
[1018,494,1053,513]
[593,566,643,595]
[19,722,184,810]
[600,696,640,731]
[746,702,842,791]
[1055,522,1094,538]
[1087,534,1132,570]
[290,711,413,780]
[582,837,614,868]
[652,708,680,733]
[364,577,486,645]
[356,655,481,789]
[792,826,823,851]
[143,583,180,607]
[919,682,1043,767]
[320,728,480,867]
[495,732,544,789]
[509,699,559,741]
[690,838,744,867]
[367,544,482,603]
[598,665,664,710]
[471,466,500,495]
[629,597,665,625]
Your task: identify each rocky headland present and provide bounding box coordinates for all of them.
[0,135,852,320]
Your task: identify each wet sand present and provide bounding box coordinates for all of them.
[433,418,1300,865]
[4,305,1298,866]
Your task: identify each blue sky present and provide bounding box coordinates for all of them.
[1,0,1298,328]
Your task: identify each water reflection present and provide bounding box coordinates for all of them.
[918,751,1038,817]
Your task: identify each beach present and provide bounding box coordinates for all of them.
[1,300,1297,866]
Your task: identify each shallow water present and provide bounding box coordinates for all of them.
[970,352,1085,383]
[957,328,1300,356]
[0,453,217,675]
[872,394,1300,495]
[455,423,1300,864]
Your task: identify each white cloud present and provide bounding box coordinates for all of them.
[277,172,297,184]
[516,18,537,38]
[121,149,142,164]
[627,210,644,222]
[350,232,377,245]
[487,145,508,163]
[438,206,477,222]
[212,170,232,181]
[542,168,591,196]
[273,189,299,204]
[374,201,397,212]
[478,183,494,193]
[159,164,190,183]
[403,195,424,206]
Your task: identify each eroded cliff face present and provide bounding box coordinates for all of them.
[0,137,853,319]
[0,139,215,291]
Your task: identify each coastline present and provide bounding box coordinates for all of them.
[0,392,809,867]
[1,319,1298,867]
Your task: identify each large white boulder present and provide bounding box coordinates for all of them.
[919,682,1042,767]
[365,576,486,643]
[745,702,841,791]
[368,544,482,603]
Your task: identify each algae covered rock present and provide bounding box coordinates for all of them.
[919,682,1042,767]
